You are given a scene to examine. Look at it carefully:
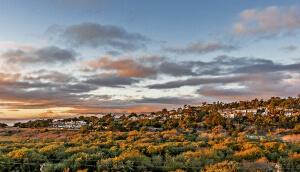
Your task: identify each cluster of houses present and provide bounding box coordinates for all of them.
[218,106,299,118]
[127,108,186,121]
[129,106,300,121]
[49,105,300,129]
[50,121,87,129]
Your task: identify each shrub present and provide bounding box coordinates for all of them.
[42,128,49,133]
[201,161,242,172]
[292,124,300,134]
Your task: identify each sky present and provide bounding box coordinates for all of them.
[1,0,300,124]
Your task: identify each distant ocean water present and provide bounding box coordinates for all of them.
[0,119,33,126]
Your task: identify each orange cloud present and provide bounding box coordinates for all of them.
[81,55,157,78]
[0,41,34,51]
[233,6,300,36]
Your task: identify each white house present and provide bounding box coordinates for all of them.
[129,116,138,121]
[247,109,257,114]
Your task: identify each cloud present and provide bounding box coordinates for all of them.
[57,0,109,10]
[198,87,254,97]
[189,55,300,76]
[81,56,158,78]
[1,46,76,66]
[85,73,140,87]
[144,55,300,102]
[279,45,297,52]
[1,52,300,116]
[196,73,299,102]
[148,75,250,89]
[164,40,237,54]
[233,6,300,37]
[230,60,300,74]
[197,87,260,101]
[0,71,100,110]
[0,69,196,115]
[134,97,200,105]
[24,70,76,83]
[0,41,34,51]
[38,110,55,118]
[79,55,196,78]
[50,22,149,51]
[92,95,113,100]
[80,55,300,86]
[159,61,196,76]
[147,72,289,89]
[0,72,22,83]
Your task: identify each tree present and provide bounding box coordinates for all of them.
[128,112,138,118]
[235,113,243,124]
[79,125,89,133]
[292,124,300,134]
[90,116,99,124]
[204,112,225,126]
[212,125,225,134]
[140,126,148,132]
[13,122,22,127]
[183,104,188,109]
[120,114,127,121]
[226,118,232,128]
[102,113,114,122]
[126,120,137,130]
[0,123,8,128]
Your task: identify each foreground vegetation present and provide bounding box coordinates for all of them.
[0,128,299,172]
